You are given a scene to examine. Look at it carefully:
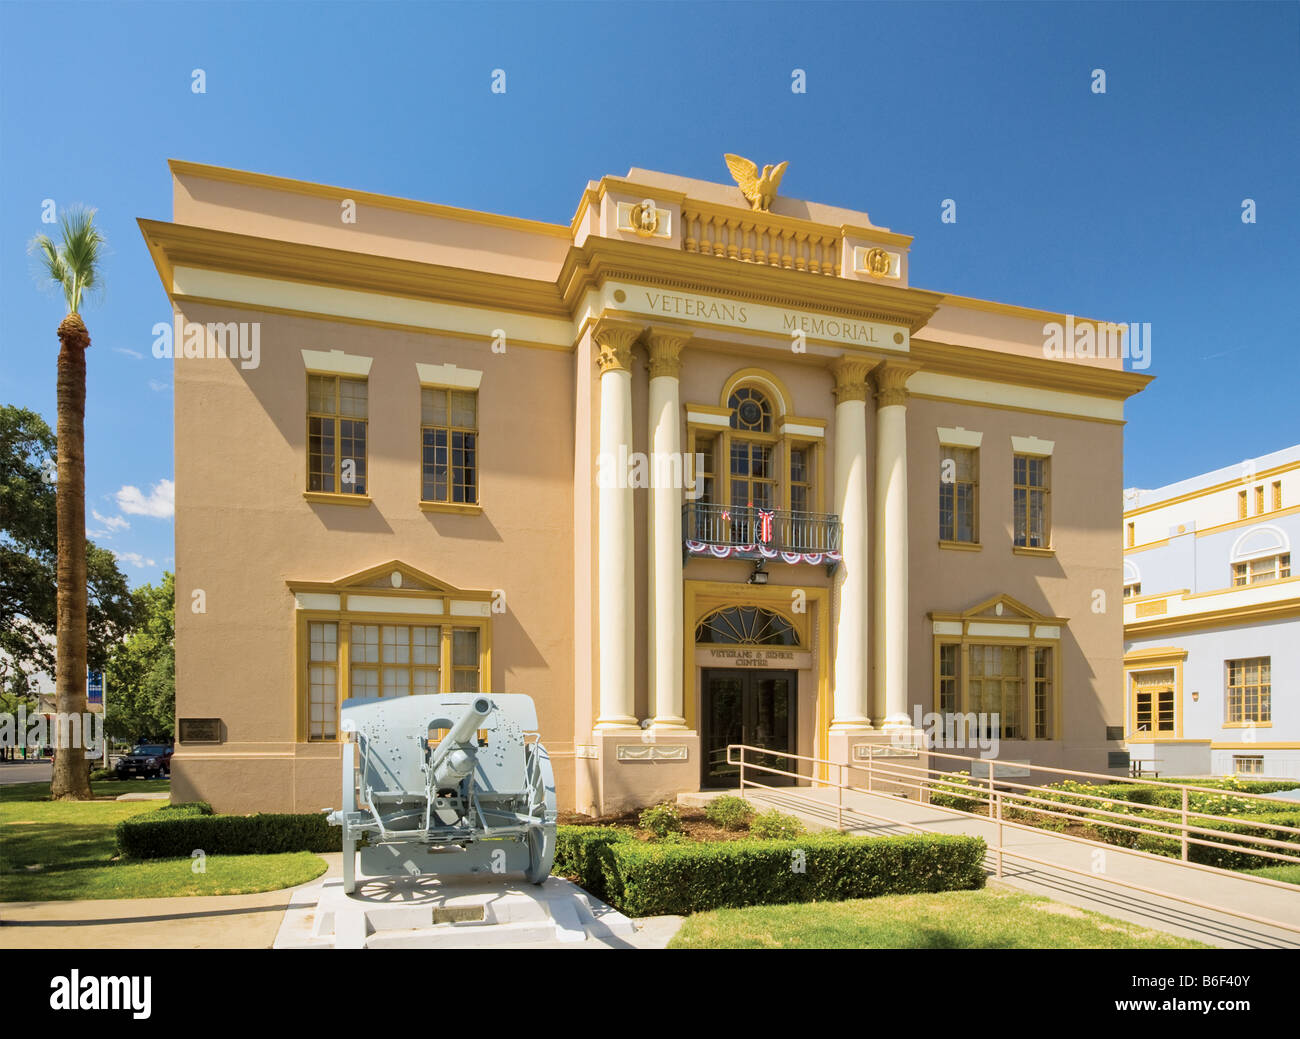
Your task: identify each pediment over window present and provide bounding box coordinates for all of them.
[287,560,493,610]
[929,593,1066,639]
[959,594,1063,624]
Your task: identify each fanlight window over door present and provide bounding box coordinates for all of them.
[696,606,799,646]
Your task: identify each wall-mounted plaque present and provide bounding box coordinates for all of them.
[178,717,222,744]
[1105,726,1124,741]
[1108,751,1131,770]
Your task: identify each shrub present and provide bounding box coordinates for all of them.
[930,772,988,814]
[705,796,754,831]
[638,802,683,838]
[749,809,804,840]
[116,811,339,859]
[552,826,632,902]
[156,801,213,816]
[607,833,987,916]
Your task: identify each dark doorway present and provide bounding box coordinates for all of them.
[700,669,797,788]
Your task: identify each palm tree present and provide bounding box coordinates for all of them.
[30,207,105,800]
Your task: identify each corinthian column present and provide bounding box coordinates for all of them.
[872,360,919,729]
[830,357,873,732]
[647,328,690,729]
[594,322,640,730]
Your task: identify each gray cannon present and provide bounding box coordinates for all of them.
[326,693,556,894]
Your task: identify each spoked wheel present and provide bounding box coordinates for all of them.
[523,742,557,884]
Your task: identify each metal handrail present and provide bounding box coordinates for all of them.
[725,742,1300,937]
[683,501,841,554]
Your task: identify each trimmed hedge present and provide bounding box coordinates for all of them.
[553,826,633,902]
[116,809,339,858]
[553,827,986,916]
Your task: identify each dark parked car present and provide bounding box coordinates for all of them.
[114,743,174,779]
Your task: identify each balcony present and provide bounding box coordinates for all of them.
[683,502,842,572]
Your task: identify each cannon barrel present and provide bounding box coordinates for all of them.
[430,696,493,789]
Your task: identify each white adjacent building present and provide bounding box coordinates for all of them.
[1123,445,1300,778]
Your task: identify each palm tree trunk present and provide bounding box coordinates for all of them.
[52,313,91,800]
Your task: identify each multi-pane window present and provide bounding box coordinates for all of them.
[308,375,368,494]
[968,644,1023,740]
[1234,755,1264,776]
[728,387,772,433]
[694,435,717,503]
[730,441,775,509]
[1013,454,1049,548]
[1226,657,1271,724]
[1123,583,1142,599]
[452,628,481,692]
[1232,553,1290,586]
[790,447,812,514]
[350,624,441,700]
[1132,669,1175,734]
[308,622,339,741]
[1032,647,1053,739]
[727,388,776,511]
[938,644,958,715]
[939,447,978,543]
[421,388,478,504]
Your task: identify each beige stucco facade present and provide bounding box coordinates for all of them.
[142,159,1150,815]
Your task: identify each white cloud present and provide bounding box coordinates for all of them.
[113,551,157,570]
[92,510,130,533]
[113,347,144,360]
[115,478,174,518]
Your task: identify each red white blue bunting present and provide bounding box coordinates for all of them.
[684,540,842,566]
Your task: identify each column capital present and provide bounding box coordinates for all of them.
[593,321,641,374]
[830,357,874,402]
[871,360,920,408]
[645,327,691,379]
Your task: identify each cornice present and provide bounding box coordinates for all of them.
[137,219,569,319]
[910,337,1153,402]
[168,159,572,239]
[557,236,943,332]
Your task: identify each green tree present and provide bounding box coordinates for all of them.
[0,405,135,760]
[30,206,106,798]
[104,573,175,744]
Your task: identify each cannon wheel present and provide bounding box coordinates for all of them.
[524,742,557,885]
[342,740,357,894]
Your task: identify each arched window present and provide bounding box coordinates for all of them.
[728,387,773,433]
[1230,525,1291,586]
[726,388,775,509]
[696,606,799,646]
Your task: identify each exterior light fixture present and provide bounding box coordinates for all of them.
[749,561,769,585]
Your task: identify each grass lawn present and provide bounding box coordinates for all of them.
[0,781,327,901]
[668,889,1210,949]
[1246,863,1300,885]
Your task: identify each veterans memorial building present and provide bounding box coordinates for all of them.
[141,159,1151,814]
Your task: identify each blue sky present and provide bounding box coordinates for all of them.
[1,1,1296,588]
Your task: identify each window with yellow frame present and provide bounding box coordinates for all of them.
[300,615,490,742]
[307,374,368,495]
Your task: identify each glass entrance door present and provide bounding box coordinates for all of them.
[700,669,796,788]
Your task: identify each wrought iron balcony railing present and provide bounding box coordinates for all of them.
[682,501,842,564]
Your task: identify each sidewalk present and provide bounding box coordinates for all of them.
[746,785,1300,949]
[1,852,684,949]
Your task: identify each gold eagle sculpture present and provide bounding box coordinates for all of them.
[724,154,789,212]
